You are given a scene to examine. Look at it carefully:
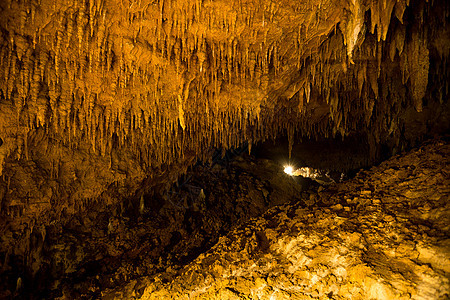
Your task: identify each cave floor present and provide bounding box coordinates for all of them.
[2,138,449,300]
[2,147,309,299]
[108,137,449,300]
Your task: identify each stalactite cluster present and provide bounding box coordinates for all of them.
[0,0,448,215]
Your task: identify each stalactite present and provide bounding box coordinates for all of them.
[0,0,446,219]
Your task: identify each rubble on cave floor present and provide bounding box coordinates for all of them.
[105,137,449,300]
[0,151,310,299]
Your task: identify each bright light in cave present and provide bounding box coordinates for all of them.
[284,165,294,175]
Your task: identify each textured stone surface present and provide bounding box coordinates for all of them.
[0,149,309,298]
[126,138,450,300]
[0,0,448,297]
[0,0,449,222]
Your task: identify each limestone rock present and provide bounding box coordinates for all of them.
[136,139,450,300]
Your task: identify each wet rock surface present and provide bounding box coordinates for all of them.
[121,137,450,300]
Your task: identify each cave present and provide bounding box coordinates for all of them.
[0,0,449,299]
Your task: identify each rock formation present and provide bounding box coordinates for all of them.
[0,0,448,298]
[135,138,450,300]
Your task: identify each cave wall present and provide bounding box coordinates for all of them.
[0,0,449,281]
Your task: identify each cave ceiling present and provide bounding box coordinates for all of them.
[0,0,449,203]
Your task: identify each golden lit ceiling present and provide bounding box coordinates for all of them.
[0,0,448,192]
